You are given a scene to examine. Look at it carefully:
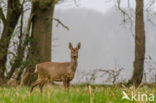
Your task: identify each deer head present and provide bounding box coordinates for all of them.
[69,42,81,62]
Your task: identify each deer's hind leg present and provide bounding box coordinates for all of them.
[39,81,45,94]
[30,80,41,93]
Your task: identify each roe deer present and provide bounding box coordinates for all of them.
[30,42,81,93]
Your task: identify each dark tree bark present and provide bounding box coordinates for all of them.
[22,0,55,86]
[130,0,145,87]
[0,0,21,79]
[6,0,26,81]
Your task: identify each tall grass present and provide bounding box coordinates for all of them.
[0,85,155,103]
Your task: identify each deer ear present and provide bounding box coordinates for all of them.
[76,42,81,50]
[69,42,73,50]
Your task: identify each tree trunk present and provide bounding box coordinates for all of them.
[0,0,21,79]
[6,1,27,81]
[130,0,145,87]
[22,0,55,86]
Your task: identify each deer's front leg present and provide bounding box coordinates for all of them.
[63,79,67,88]
[66,81,70,89]
[63,76,69,90]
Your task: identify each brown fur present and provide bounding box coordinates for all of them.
[30,42,81,93]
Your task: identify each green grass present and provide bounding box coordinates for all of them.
[0,85,155,103]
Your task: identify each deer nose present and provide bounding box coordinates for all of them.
[73,54,76,58]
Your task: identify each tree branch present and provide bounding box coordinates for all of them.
[116,0,134,37]
[25,13,34,36]
[19,0,25,41]
[117,0,131,20]
[0,7,6,25]
[145,0,155,11]
[53,18,70,31]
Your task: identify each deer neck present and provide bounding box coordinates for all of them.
[71,58,78,71]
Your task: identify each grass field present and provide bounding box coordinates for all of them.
[0,85,155,103]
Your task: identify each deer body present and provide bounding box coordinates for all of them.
[36,61,77,82]
[30,42,80,93]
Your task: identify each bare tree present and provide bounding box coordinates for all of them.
[129,0,145,87]
[0,0,22,80]
[96,68,123,84]
[6,0,27,81]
